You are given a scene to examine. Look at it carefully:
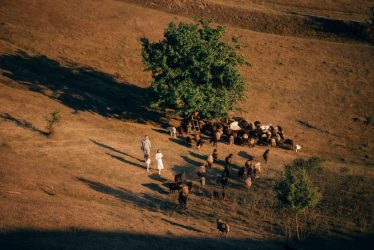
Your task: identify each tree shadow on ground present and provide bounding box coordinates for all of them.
[0,50,167,124]
[1,228,372,250]
[0,113,47,136]
[91,139,143,162]
[0,229,285,250]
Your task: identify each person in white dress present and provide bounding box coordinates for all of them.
[155,149,164,175]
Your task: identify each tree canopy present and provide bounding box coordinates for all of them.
[141,20,248,119]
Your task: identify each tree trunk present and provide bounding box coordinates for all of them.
[295,212,300,241]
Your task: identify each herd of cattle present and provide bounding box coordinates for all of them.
[168,116,301,151]
[163,116,301,237]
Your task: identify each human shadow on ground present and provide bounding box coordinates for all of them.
[91,139,143,162]
[106,153,145,170]
[0,51,167,124]
[76,177,173,210]
[238,150,254,160]
[0,113,47,136]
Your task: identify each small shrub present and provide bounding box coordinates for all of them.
[45,108,61,136]
[274,161,321,240]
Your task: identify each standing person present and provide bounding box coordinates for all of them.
[140,135,151,161]
[155,149,164,175]
[145,154,151,172]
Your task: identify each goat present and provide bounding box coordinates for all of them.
[295,144,301,152]
[212,189,227,201]
[229,135,234,146]
[245,177,252,190]
[222,189,227,200]
[166,126,177,138]
[178,185,189,209]
[207,154,214,168]
[216,176,229,189]
[225,154,233,168]
[249,137,256,148]
[260,124,272,131]
[212,149,218,161]
[217,219,230,238]
[263,149,270,164]
[283,139,295,150]
[168,182,181,194]
[186,136,192,147]
[238,166,245,179]
[196,139,203,149]
[213,190,220,200]
[174,172,186,183]
[270,138,276,147]
[177,126,184,137]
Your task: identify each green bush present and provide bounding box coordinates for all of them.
[274,159,321,240]
[141,20,248,119]
[45,108,61,136]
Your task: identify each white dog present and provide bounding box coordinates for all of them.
[295,144,301,152]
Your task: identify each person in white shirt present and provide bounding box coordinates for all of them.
[155,149,164,175]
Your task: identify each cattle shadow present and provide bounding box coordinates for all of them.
[142,183,169,195]
[0,113,47,136]
[148,173,168,183]
[188,151,207,161]
[169,138,187,147]
[238,151,254,160]
[0,51,166,124]
[152,128,169,135]
[181,155,202,166]
[106,153,145,169]
[161,218,204,233]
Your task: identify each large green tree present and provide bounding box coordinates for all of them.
[141,20,248,119]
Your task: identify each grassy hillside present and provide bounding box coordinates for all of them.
[0,0,373,249]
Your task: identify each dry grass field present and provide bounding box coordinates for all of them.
[0,0,373,249]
